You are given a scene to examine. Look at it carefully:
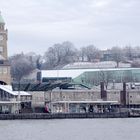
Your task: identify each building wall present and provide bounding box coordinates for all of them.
[0,65,11,84]
[107,90,120,102]
[127,90,140,105]
[30,90,101,108]
[30,88,140,108]
[30,91,45,107]
[51,90,101,101]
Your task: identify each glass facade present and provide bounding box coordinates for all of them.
[74,68,140,87]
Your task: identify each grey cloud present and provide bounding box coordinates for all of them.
[0,0,140,55]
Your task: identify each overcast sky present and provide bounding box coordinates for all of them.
[0,0,140,56]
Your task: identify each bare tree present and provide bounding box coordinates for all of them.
[133,46,140,58]
[131,60,140,68]
[80,45,101,62]
[25,52,42,69]
[43,41,78,69]
[111,46,123,67]
[9,53,36,82]
[123,46,134,61]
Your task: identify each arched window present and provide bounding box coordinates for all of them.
[0,81,7,85]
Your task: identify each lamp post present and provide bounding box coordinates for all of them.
[50,90,53,113]
[18,81,21,113]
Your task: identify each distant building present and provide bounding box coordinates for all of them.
[41,68,140,87]
[62,61,131,69]
[0,12,11,85]
[101,50,113,61]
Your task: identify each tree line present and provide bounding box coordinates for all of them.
[9,41,140,81]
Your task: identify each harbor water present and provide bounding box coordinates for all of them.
[0,118,139,140]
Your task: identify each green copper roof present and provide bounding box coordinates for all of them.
[0,12,5,24]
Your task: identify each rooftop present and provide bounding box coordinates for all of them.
[41,67,140,79]
[63,61,131,69]
[0,85,30,96]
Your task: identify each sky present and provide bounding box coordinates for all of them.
[0,0,140,56]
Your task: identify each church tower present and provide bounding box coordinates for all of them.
[0,12,11,85]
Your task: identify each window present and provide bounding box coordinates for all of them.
[0,68,2,74]
[2,67,7,74]
[0,46,3,52]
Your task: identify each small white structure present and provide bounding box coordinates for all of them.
[0,85,31,114]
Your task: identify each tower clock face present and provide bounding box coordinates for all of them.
[0,35,3,41]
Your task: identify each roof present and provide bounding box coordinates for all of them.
[0,85,30,96]
[0,12,5,24]
[0,101,20,104]
[0,85,17,95]
[63,61,131,69]
[14,91,31,96]
[12,82,76,91]
[42,69,86,79]
[52,100,118,104]
[41,68,140,79]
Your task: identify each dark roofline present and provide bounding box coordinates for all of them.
[12,81,91,91]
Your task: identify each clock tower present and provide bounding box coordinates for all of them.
[0,12,8,59]
[0,12,11,84]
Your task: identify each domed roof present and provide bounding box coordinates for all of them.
[0,12,5,24]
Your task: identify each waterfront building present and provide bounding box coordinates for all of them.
[25,82,140,113]
[41,68,140,87]
[0,85,31,113]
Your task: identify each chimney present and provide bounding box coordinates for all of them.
[100,82,107,100]
[120,82,126,106]
[36,71,42,83]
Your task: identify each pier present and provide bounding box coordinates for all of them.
[0,112,130,120]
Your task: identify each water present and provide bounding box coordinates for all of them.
[0,118,139,140]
